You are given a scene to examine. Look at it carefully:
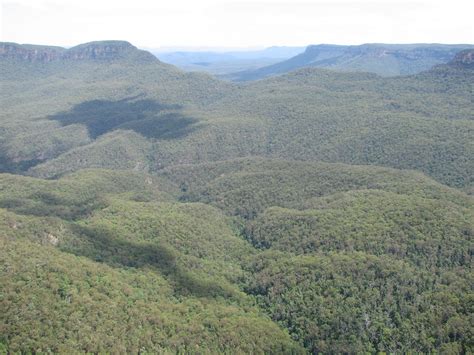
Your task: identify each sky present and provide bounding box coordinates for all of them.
[1,0,473,50]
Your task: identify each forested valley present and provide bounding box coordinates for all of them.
[1,40,473,353]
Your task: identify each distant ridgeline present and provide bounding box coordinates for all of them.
[228,43,474,80]
[0,40,473,353]
[0,41,156,62]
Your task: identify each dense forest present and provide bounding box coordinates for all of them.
[0,41,473,353]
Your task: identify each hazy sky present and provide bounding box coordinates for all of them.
[1,0,473,49]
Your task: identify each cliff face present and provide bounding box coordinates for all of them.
[0,43,64,62]
[449,49,474,68]
[62,41,137,60]
[0,41,153,62]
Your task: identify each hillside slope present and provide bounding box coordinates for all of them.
[0,41,232,174]
[2,42,471,189]
[0,169,304,353]
[1,159,473,352]
[163,158,473,352]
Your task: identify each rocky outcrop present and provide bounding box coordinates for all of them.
[0,40,156,63]
[448,49,474,69]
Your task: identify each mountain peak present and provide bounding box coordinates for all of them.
[64,40,136,60]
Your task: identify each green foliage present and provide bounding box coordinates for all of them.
[1,238,301,353]
[162,158,472,218]
[0,170,302,353]
[1,159,473,353]
[247,190,473,267]
[0,169,171,219]
[161,158,473,351]
[245,251,473,353]
[29,131,154,178]
[211,67,474,188]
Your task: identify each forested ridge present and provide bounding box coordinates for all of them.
[0,41,473,353]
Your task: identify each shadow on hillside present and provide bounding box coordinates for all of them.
[0,192,107,221]
[48,96,199,139]
[62,224,236,300]
[0,153,42,175]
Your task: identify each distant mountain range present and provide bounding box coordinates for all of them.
[154,43,474,80]
[17,42,470,79]
[154,46,305,75]
[227,43,474,80]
